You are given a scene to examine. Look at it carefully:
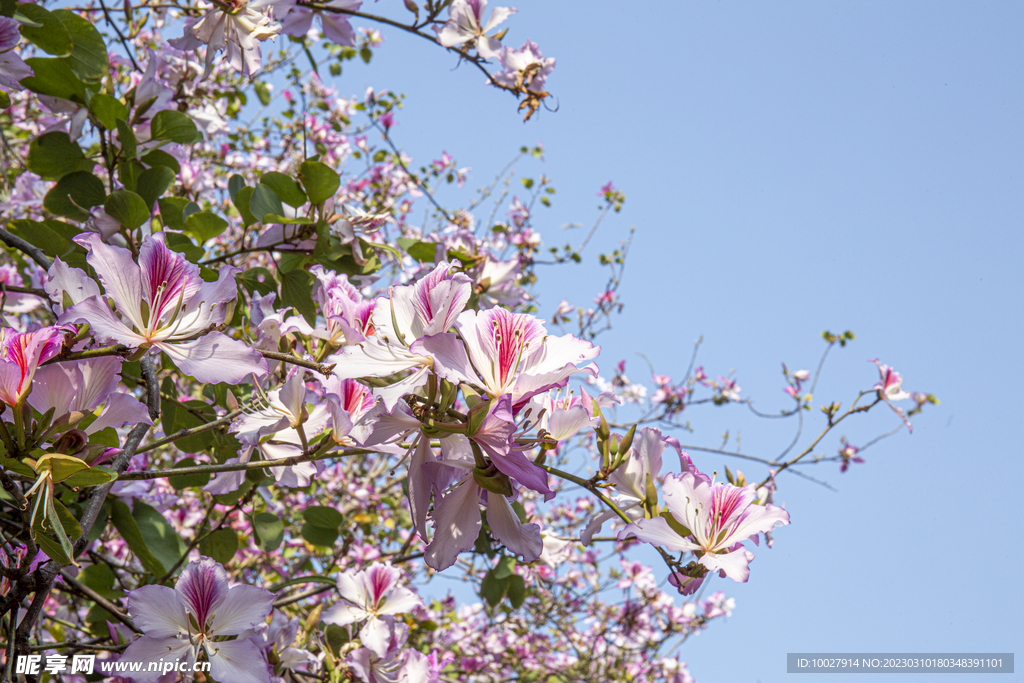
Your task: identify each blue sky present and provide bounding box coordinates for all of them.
[328,1,1022,680]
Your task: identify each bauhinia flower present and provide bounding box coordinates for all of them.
[121,557,274,683]
[328,260,473,409]
[29,357,153,433]
[620,470,790,587]
[280,0,361,47]
[322,563,422,658]
[435,0,516,60]
[0,325,68,407]
[59,233,268,384]
[869,358,913,432]
[491,39,555,92]
[420,307,599,412]
[169,0,283,77]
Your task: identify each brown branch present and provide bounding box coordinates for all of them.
[260,350,336,376]
[0,229,52,270]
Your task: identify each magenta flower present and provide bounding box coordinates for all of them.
[621,471,790,585]
[322,563,422,658]
[59,234,267,384]
[0,326,68,407]
[280,0,361,47]
[121,557,274,683]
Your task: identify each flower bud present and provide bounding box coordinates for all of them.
[473,466,514,497]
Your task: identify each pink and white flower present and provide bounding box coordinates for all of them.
[492,39,555,92]
[620,470,790,585]
[322,563,422,658]
[169,0,283,77]
[121,557,274,683]
[435,0,516,61]
[281,0,361,46]
[59,233,267,384]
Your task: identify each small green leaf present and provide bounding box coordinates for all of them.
[27,131,88,180]
[140,149,180,173]
[480,569,509,608]
[17,3,72,57]
[280,269,316,325]
[253,80,271,105]
[110,498,165,576]
[52,498,82,540]
[134,165,175,208]
[168,458,211,490]
[63,465,116,487]
[104,189,150,229]
[253,512,284,552]
[260,172,307,208]
[199,528,238,565]
[88,93,127,130]
[150,109,199,143]
[298,161,340,205]
[303,505,343,528]
[233,185,257,226]
[493,556,516,580]
[228,174,246,202]
[158,196,189,230]
[52,9,108,84]
[20,56,87,101]
[184,211,229,243]
[43,171,106,221]
[507,574,526,609]
[117,160,144,193]
[248,183,283,222]
[116,119,137,159]
[238,267,276,297]
[300,523,339,547]
[133,501,186,573]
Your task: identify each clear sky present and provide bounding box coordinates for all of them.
[331,2,1022,681]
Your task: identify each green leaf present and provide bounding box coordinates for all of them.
[35,453,88,483]
[298,160,340,205]
[253,512,284,552]
[480,569,509,608]
[248,183,283,222]
[184,211,229,243]
[104,189,150,229]
[116,119,137,159]
[110,498,165,576]
[34,524,73,566]
[396,237,438,264]
[163,231,204,263]
[0,91,8,109]
[140,149,180,174]
[233,185,257,226]
[168,457,211,490]
[79,563,121,600]
[133,501,186,573]
[324,624,349,655]
[253,80,271,105]
[157,196,189,230]
[17,3,72,57]
[507,574,526,609]
[134,165,175,208]
[7,219,85,267]
[238,267,276,297]
[303,505,343,528]
[260,172,307,208]
[63,465,116,487]
[117,160,144,193]
[161,388,215,452]
[52,9,108,84]
[20,56,87,101]
[52,498,82,540]
[26,131,89,180]
[280,269,316,325]
[88,93,127,130]
[262,214,314,225]
[0,454,34,478]
[228,174,246,202]
[43,171,106,222]
[493,555,516,579]
[300,522,339,547]
[150,109,199,144]
[199,528,238,565]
